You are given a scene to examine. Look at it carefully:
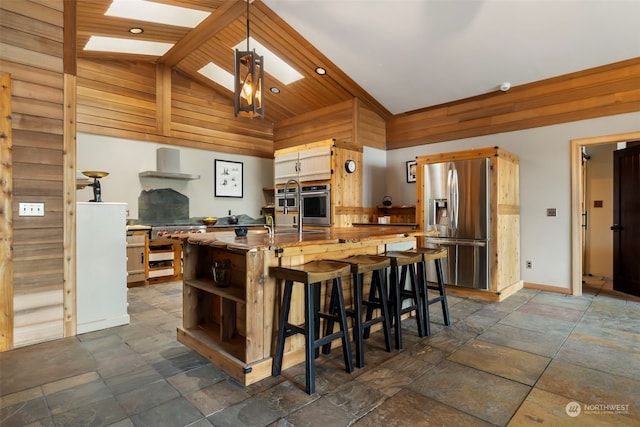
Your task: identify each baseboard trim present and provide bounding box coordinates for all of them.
[523,282,572,295]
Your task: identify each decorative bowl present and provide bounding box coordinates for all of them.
[82,171,109,179]
[202,217,218,226]
[234,226,248,237]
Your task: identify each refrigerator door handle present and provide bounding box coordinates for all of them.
[447,165,459,231]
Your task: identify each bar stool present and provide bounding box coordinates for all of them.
[383,251,426,350]
[323,255,393,368]
[271,260,353,395]
[413,247,451,336]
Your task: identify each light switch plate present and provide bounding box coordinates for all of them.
[19,202,45,216]
[546,208,557,217]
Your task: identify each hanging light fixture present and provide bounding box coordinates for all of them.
[234,0,264,118]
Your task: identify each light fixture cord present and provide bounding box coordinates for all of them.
[246,0,250,51]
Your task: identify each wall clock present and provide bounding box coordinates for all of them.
[345,160,356,173]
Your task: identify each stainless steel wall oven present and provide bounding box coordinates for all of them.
[275,184,331,226]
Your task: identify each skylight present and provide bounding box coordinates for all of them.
[84,36,173,56]
[105,0,210,28]
[198,37,303,92]
[198,63,234,92]
[234,38,303,85]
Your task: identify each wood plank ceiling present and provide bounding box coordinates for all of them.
[76,0,391,125]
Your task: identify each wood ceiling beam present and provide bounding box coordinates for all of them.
[159,0,247,67]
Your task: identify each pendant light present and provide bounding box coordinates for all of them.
[234,0,264,118]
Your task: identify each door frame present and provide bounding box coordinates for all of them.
[570,131,640,296]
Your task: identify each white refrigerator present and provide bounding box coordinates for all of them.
[77,202,130,333]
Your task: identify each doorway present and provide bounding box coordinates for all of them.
[571,131,640,296]
[582,144,615,287]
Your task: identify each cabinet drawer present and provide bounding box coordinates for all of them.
[127,234,146,244]
[149,251,174,262]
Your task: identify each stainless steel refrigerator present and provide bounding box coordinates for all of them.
[422,157,490,289]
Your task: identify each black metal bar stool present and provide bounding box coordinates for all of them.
[271,260,354,395]
[413,247,451,336]
[323,255,392,368]
[383,251,426,350]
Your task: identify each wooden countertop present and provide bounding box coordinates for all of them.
[185,226,438,251]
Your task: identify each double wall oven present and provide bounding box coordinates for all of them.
[275,184,331,227]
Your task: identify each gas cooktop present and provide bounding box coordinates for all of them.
[150,223,206,239]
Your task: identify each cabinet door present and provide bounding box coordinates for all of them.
[126,234,146,283]
[274,151,300,184]
[298,146,331,182]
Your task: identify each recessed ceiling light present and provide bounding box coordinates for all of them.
[270,87,280,94]
[315,67,327,75]
[129,27,144,34]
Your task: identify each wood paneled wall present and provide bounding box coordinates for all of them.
[273,98,386,151]
[0,0,65,348]
[77,59,275,158]
[354,98,386,150]
[1,73,13,351]
[274,100,354,151]
[387,57,640,149]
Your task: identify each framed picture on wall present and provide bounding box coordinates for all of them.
[406,160,417,183]
[215,159,243,198]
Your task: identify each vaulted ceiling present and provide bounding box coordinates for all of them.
[77,0,640,125]
[76,0,388,124]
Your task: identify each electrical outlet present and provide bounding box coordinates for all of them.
[526,260,532,269]
[19,202,45,216]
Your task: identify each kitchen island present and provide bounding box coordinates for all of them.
[177,226,423,385]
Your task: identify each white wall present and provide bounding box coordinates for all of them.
[362,146,387,207]
[383,112,640,289]
[77,133,274,221]
[78,112,639,289]
[585,144,615,278]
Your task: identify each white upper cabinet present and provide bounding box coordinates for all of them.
[274,151,300,184]
[275,145,332,184]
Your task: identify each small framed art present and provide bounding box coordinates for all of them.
[215,159,243,198]
[406,160,417,183]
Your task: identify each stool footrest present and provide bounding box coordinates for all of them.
[362,317,384,329]
[315,332,347,349]
[284,324,306,336]
[362,300,382,309]
[317,312,339,321]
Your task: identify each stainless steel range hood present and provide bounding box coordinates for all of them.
[139,148,200,180]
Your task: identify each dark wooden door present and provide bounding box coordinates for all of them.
[612,144,640,296]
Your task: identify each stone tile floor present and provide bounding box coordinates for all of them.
[1,277,639,426]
